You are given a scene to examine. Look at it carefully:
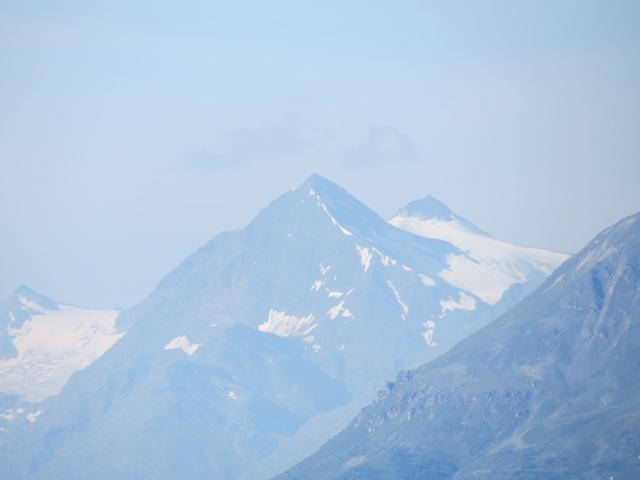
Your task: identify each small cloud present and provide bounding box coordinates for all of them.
[182,110,317,171]
[346,125,417,167]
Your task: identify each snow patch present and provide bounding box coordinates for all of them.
[386,281,409,321]
[26,410,42,423]
[355,244,372,272]
[327,301,353,320]
[164,336,202,356]
[258,310,316,337]
[355,244,400,272]
[440,292,476,317]
[0,407,39,423]
[0,409,20,421]
[421,320,437,346]
[309,191,353,236]
[378,252,397,266]
[418,273,436,286]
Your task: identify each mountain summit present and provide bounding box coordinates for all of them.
[390,196,567,305]
[392,194,491,236]
[279,212,640,480]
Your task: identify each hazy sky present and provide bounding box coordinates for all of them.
[2,1,639,308]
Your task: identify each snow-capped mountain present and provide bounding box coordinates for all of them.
[279,211,640,479]
[390,195,567,305]
[0,286,123,403]
[0,175,567,480]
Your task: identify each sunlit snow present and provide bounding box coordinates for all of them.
[0,297,124,403]
[258,309,316,337]
[327,301,353,320]
[439,291,476,317]
[421,320,437,346]
[26,410,42,423]
[163,336,202,356]
[418,273,436,287]
[355,244,372,272]
[386,281,409,321]
[390,215,568,304]
[0,408,23,421]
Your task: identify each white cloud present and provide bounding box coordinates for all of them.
[182,109,320,170]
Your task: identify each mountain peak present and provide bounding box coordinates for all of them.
[9,285,58,310]
[299,173,347,196]
[396,195,454,221]
[14,284,41,297]
[245,173,392,241]
[392,195,491,237]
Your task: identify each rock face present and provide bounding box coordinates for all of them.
[0,175,566,480]
[277,212,640,480]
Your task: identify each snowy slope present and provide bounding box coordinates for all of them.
[0,175,567,480]
[0,287,124,403]
[390,195,568,305]
[279,211,640,480]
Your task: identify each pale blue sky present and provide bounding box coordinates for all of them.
[1,1,639,307]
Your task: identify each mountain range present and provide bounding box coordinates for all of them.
[0,175,568,479]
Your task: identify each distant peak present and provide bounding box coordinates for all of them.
[391,195,492,237]
[10,285,59,310]
[400,195,454,221]
[304,172,326,183]
[244,173,393,241]
[14,284,41,298]
[299,173,346,195]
